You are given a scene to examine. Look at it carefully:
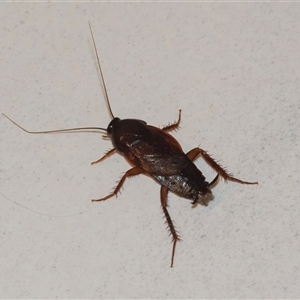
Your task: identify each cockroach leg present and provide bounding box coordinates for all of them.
[186,148,258,185]
[162,109,182,132]
[208,174,220,188]
[160,185,181,268]
[91,148,116,165]
[186,149,220,188]
[92,166,144,202]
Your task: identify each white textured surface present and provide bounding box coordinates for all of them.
[1,3,300,298]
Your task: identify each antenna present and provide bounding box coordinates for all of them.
[2,114,106,134]
[88,21,115,119]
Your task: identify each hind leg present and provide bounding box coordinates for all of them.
[186,148,258,185]
[160,186,181,268]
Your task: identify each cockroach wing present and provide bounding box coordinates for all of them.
[124,125,191,176]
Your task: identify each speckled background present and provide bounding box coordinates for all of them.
[1,2,299,298]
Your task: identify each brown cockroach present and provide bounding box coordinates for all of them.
[3,23,258,267]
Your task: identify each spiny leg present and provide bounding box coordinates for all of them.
[185,149,220,188]
[208,174,220,188]
[160,186,181,268]
[162,109,182,132]
[91,148,116,165]
[92,167,144,202]
[186,148,258,185]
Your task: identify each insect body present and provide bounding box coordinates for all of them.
[101,114,218,207]
[3,23,258,268]
[93,112,257,268]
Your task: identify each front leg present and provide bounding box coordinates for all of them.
[162,109,182,132]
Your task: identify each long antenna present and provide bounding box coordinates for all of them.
[0,192,99,218]
[3,24,112,135]
[88,21,115,119]
[2,113,106,134]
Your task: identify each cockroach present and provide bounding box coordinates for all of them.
[3,23,258,267]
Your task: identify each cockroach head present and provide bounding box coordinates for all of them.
[107,117,120,135]
[192,190,214,207]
